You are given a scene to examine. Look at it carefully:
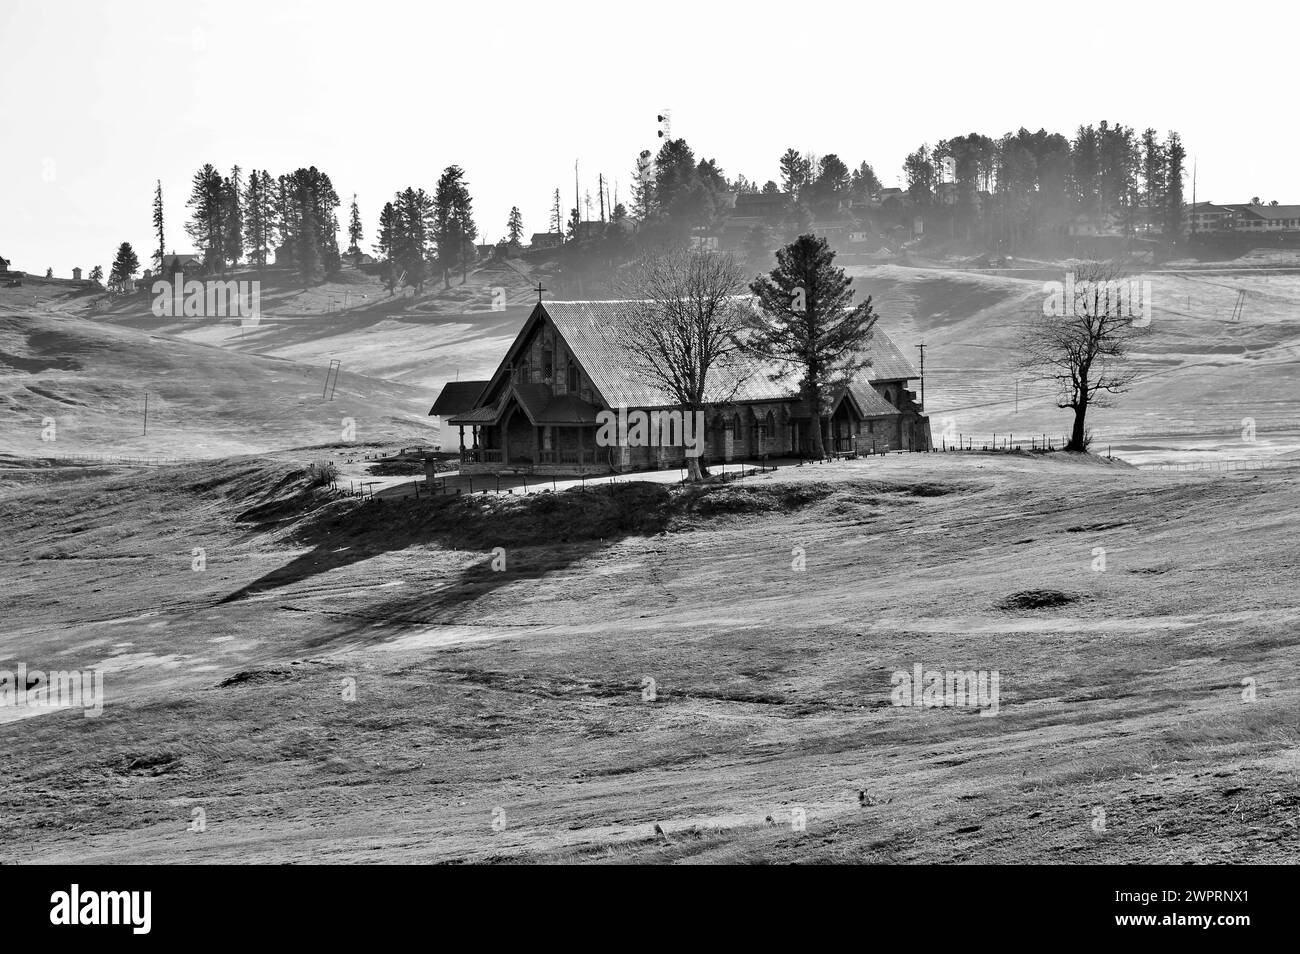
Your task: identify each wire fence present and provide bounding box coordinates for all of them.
[37,454,203,467]
[1134,458,1300,473]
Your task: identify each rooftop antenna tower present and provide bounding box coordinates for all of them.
[657,109,672,140]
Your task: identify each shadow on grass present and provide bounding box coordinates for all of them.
[218,478,841,625]
[218,481,679,614]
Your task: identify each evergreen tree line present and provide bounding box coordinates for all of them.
[902,123,1186,245]
[550,122,1184,266]
[184,164,342,284]
[374,165,477,295]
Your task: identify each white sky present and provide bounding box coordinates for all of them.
[1,0,1293,276]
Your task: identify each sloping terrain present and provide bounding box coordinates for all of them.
[845,263,1300,462]
[1,453,1296,863]
[81,258,1300,465]
[0,311,437,458]
[90,262,540,390]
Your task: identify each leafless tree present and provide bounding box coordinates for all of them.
[614,246,750,480]
[1020,259,1147,451]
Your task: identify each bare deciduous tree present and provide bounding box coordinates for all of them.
[1021,259,1147,451]
[615,246,750,481]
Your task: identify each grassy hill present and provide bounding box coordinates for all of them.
[91,261,542,389]
[0,310,437,458]
[850,263,1300,462]
[8,253,1298,466]
[0,453,1296,862]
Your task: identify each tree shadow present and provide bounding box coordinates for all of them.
[218,482,677,628]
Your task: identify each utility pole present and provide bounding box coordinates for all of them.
[915,343,926,410]
[574,160,581,238]
[599,173,606,223]
[142,391,148,436]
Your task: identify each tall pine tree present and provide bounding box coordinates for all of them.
[748,234,878,458]
[185,164,225,274]
[152,180,165,273]
[108,242,140,292]
[348,194,364,258]
[1164,132,1186,243]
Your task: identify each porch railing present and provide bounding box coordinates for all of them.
[539,448,583,465]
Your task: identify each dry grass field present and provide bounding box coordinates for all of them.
[1,258,1297,864]
[1,452,1296,863]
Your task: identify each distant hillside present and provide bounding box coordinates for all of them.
[0,311,437,458]
[26,256,1300,464]
[91,261,542,390]
[845,263,1300,458]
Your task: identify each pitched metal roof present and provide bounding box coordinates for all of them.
[1229,203,1300,221]
[859,324,919,381]
[540,298,918,408]
[847,382,900,417]
[511,382,601,425]
[446,405,501,425]
[447,381,602,426]
[540,300,793,407]
[453,298,918,424]
[429,380,489,416]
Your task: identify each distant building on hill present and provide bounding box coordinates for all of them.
[160,252,203,276]
[1227,202,1300,233]
[440,298,930,476]
[733,191,790,219]
[529,232,563,250]
[1190,201,1300,234]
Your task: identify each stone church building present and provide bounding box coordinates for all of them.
[434,298,930,475]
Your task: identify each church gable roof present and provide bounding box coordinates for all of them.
[429,380,489,416]
[457,298,917,416]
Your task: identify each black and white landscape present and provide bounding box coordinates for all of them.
[1,0,1297,873]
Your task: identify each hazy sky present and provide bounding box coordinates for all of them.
[1,0,1292,276]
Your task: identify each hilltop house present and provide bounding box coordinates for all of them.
[1189,200,1300,235]
[437,298,930,475]
[155,252,204,279]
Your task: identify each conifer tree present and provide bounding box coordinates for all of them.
[748,234,878,458]
[348,194,364,257]
[108,242,140,292]
[152,180,165,273]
